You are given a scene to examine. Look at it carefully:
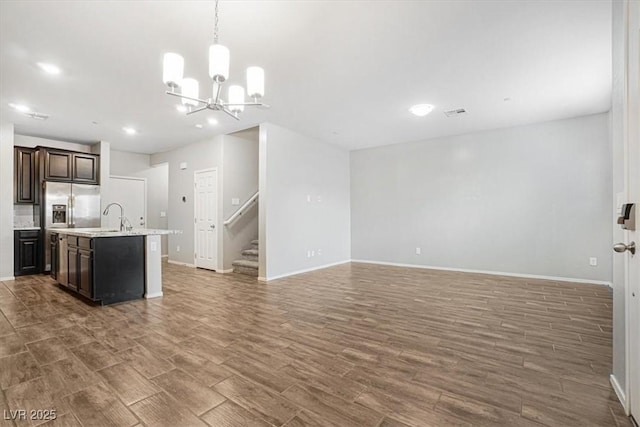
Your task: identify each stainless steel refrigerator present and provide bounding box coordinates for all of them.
[44,182,101,271]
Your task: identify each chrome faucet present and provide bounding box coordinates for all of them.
[102,202,131,232]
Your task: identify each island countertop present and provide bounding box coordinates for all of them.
[48,228,180,238]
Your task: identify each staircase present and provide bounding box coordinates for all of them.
[232,240,259,276]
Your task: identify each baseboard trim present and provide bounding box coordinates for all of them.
[0,276,15,281]
[161,255,168,258]
[167,260,196,268]
[217,269,234,274]
[610,374,628,414]
[350,259,612,286]
[264,260,351,282]
[144,291,163,299]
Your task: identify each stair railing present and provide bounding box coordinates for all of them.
[224,191,259,226]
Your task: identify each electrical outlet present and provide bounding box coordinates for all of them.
[317,195,322,203]
[160,211,166,217]
[589,257,598,266]
[306,195,312,202]
[307,250,312,258]
[177,245,181,252]
[311,250,315,257]
[317,249,322,256]
[416,247,421,255]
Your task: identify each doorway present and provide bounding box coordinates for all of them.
[106,176,146,230]
[194,169,218,271]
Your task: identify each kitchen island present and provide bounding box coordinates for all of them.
[49,228,176,305]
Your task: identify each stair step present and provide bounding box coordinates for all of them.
[250,239,259,246]
[242,249,258,257]
[232,259,258,269]
[232,259,258,277]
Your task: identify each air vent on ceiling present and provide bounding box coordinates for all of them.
[25,112,49,120]
[444,108,467,117]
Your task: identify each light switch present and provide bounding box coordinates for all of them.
[150,242,158,252]
[160,211,166,217]
[231,198,240,206]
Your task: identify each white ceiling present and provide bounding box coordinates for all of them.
[0,0,612,154]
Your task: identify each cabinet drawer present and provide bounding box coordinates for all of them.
[78,237,93,250]
[67,236,78,247]
[17,230,39,239]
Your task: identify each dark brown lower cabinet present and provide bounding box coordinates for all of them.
[66,238,93,298]
[14,230,42,276]
[67,245,78,290]
[55,235,144,305]
[78,248,93,298]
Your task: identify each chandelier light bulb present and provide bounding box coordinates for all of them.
[163,53,184,88]
[209,44,230,82]
[246,66,265,99]
[181,78,200,106]
[228,85,245,113]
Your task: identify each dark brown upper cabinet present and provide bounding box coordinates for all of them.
[72,153,99,183]
[14,147,37,204]
[42,148,73,181]
[40,147,99,184]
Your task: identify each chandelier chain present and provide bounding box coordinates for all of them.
[214,0,219,43]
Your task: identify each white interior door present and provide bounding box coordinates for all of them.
[194,169,218,271]
[106,177,146,230]
[620,0,640,420]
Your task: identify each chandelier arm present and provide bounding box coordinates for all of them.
[165,91,210,106]
[186,105,210,115]
[220,107,241,121]
[212,81,223,104]
[223,102,267,107]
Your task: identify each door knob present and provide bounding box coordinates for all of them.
[613,241,636,255]
[210,224,215,229]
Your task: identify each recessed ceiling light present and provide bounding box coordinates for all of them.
[37,62,61,75]
[8,103,30,113]
[409,104,434,117]
[195,124,203,129]
[123,127,137,135]
[176,105,187,113]
[207,118,218,126]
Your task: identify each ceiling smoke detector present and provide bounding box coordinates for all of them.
[444,108,467,117]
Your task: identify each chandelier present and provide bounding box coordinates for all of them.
[161,0,267,120]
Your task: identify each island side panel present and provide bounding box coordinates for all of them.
[93,236,145,304]
[144,234,163,298]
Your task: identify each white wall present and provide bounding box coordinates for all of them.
[151,137,223,265]
[260,123,351,280]
[0,122,15,280]
[110,150,169,256]
[351,113,612,283]
[222,130,259,270]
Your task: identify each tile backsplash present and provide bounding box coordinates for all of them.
[14,205,40,228]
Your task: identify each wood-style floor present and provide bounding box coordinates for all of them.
[0,262,632,427]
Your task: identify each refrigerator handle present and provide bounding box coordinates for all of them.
[68,195,73,227]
